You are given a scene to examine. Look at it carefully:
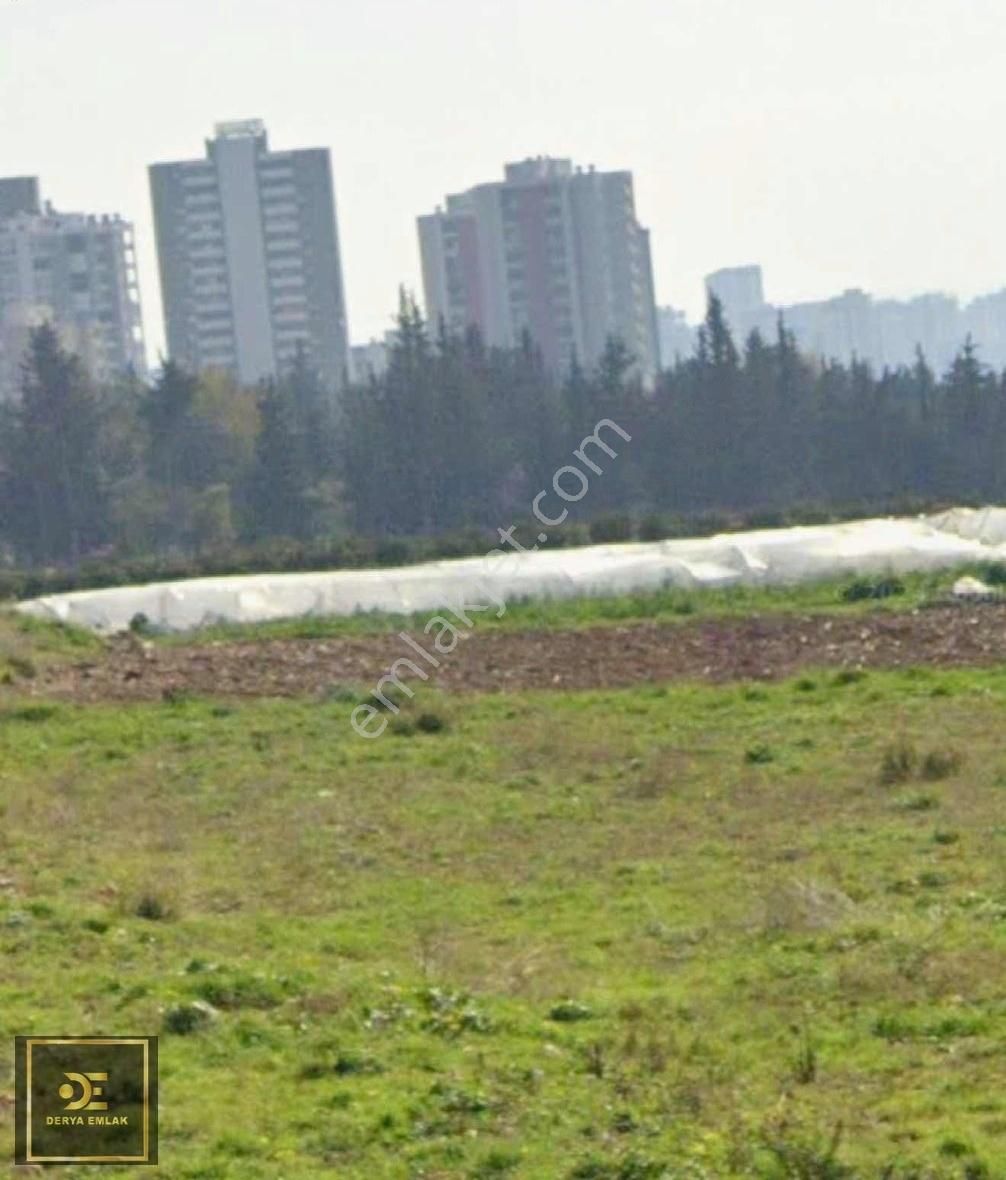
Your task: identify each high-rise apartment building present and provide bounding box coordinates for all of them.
[418,157,659,382]
[149,120,350,391]
[656,306,698,366]
[0,177,146,400]
[350,331,396,382]
[699,264,1006,373]
[0,177,41,221]
[705,266,766,327]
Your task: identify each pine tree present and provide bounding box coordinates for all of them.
[2,324,107,564]
[141,360,199,488]
[245,380,312,540]
[702,294,740,370]
[284,344,335,484]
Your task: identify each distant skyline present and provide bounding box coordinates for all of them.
[4,0,1006,367]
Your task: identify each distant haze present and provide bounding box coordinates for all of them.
[3,0,1004,365]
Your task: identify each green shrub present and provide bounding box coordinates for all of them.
[978,562,1006,586]
[791,1026,818,1084]
[747,510,786,530]
[549,999,594,1023]
[895,792,939,812]
[373,683,410,713]
[299,1051,382,1080]
[134,893,172,921]
[5,654,37,679]
[374,538,414,566]
[832,667,867,686]
[920,748,962,781]
[419,987,494,1036]
[637,514,670,542]
[964,1160,991,1179]
[0,703,58,724]
[472,1148,520,1177]
[745,742,775,765]
[431,1082,491,1114]
[568,1155,670,1180]
[163,1001,214,1036]
[547,522,592,548]
[415,710,448,733]
[759,1121,853,1179]
[872,1013,915,1041]
[193,970,290,1010]
[589,515,634,544]
[879,740,917,785]
[932,829,959,845]
[841,575,905,602]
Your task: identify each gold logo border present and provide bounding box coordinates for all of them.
[24,1037,152,1164]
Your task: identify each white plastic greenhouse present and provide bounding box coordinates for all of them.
[16,506,1006,634]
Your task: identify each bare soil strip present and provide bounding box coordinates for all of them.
[12,603,1006,703]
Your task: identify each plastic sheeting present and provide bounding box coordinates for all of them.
[16,506,1006,634]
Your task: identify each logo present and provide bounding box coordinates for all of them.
[14,1036,158,1165]
[60,1071,108,1111]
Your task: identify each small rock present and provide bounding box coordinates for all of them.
[952,576,999,601]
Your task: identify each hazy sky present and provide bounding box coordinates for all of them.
[3,0,1005,363]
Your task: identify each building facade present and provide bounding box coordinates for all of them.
[0,177,41,221]
[149,120,350,392]
[701,264,1006,373]
[705,266,766,329]
[0,177,146,400]
[656,305,698,366]
[350,331,396,382]
[418,157,659,382]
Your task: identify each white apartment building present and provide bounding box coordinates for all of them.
[149,120,350,392]
[418,157,660,383]
[0,177,146,399]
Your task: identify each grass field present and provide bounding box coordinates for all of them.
[2,649,1006,1177]
[0,612,100,682]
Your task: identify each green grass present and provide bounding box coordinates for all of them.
[3,666,1006,1175]
[0,610,100,683]
[147,562,1001,646]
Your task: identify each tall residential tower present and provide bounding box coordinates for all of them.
[418,157,659,382]
[149,120,350,392]
[0,177,146,400]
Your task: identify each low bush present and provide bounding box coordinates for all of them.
[192,970,291,1010]
[841,575,906,602]
[589,514,634,543]
[163,1001,215,1036]
[134,892,173,921]
[920,748,963,780]
[879,740,917,785]
[745,742,775,765]
[415,710,448,733]
[549,999,594,1023]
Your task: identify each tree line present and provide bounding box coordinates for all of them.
[1,293,1003,583]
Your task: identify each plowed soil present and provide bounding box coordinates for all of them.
[14,603,1006,703]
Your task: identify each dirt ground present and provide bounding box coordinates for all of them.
[12,602,1006,703]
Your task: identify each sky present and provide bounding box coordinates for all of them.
[3,0,1005,365]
